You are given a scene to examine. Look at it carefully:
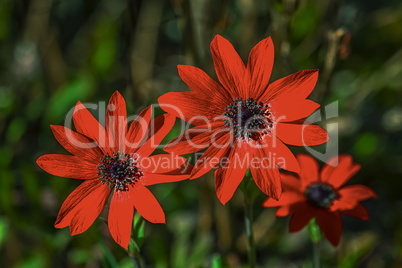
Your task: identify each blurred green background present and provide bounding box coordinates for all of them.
[1,0,402,267]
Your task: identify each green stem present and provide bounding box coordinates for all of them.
[308,218,322,268]
[244,199,256,268]
[131,253,142,268]
[312,240,320,268]
[128,215,145,268]
[128,238,143,268]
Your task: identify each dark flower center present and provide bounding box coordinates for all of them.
[304,182,338,208]
[97,152,143,191]
[223,97,273,140]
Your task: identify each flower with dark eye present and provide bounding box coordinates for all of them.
[159,35,328,204]
[263,154,377,246]
[37,91,192,249]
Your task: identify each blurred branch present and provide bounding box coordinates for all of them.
[238,0,257,54]
[197,180,213,234]
[269,0,299,76]
[23,0,66,90]
[178,0,214,68]
[23,0,52,42]
[214,192,233,251]
[350,48,402,109]
[129,0,163,103]
[318,28,344,99]
[213,0,229,34]
[180,0,199,66]
[38,27,67,90]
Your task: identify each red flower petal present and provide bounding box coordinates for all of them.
[36,154,99,180]
[142,172,190,186]
[190,133,231,179]
[73,101,107,151]
[126,105,153,153]
[262,192,305,208]
[210,35,246,98]
[261,135,300,173]
[141,154,191,186]
[331,185,377,211]
[316,210,342,246]
[247,37,274,99]
[131,184,165,223]
[136,114,176,157]
[296,154,320,190]
[251,165,281,200]
[55,180,110,234]
[260,69,319,102]
[342,203,369,220]
[108,191,134,249]
[214,145,249,205]
[280,173,302,192]
[50,125,102,162]
[106,91,127,152]
[274,206,290,217]
[141,154,187,173]
[340,185,377,201]
[250,142,282,200]
[288,203,315,232]
[270,98,320,122]
[177,65,230,106]
[158,91,223,125]
[164,122,225,155]
[275,122,329,146]
[320,155,361,188]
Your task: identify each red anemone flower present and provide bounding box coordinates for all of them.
[158,35,329,204]
[263,154,377,246]
[36,91,191,249]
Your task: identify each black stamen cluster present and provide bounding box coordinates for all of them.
[97,152,143,191]
[223,97,273,140]
[305,182,338,208]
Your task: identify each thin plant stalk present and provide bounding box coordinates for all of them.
[244,198,256,268]
[131,252,142,268]
[312,240,320,268]
[128,215,145,268]
[308,218,322,268]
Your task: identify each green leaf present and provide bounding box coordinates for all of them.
[6,117,26,144]
[133,213,145,248]
[90,19,118,74]
[99,241,120,268]
[0,146,13,167]
[0,2,10,40]
[21,164,41,206]
[239,171,260,203]
[0,169,13,213]
[17,253,46,268]
[128,238,141,255]
[0,217,8,246]
[339,233,377,268]
[290,0,320,40]
[45,74,94,124]
[189,234,212,267]
[0,87,14,116]
[354,133,379,157]
[127,214,145,257]
[211,254,224,268]
[69,248,92,265]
